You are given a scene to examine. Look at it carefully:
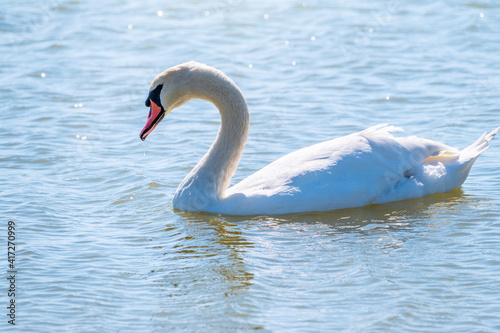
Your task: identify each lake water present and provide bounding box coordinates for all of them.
[1,0,500,331]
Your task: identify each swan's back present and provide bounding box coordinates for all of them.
[219,125,494,215]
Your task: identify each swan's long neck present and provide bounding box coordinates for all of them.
[173,70,249,211]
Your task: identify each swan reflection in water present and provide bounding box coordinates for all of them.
[148,187,488,328]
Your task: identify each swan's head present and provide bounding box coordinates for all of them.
[140,62,199,141]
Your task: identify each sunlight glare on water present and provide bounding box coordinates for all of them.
[1,0,500,331]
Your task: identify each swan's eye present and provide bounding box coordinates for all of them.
[148,84,163,108]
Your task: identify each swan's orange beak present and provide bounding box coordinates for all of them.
[140,100,165,141]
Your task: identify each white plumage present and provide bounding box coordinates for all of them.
[140,61,498,215]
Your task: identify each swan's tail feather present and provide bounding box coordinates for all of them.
[459,126,500,163]
[486,126,500,141]
[419,127,499,193]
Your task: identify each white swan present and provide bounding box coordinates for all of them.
[140,61,498,215]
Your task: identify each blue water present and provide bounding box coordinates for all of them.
[1,0,500,331]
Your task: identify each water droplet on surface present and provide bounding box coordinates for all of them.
[386,96,390,100]
[157,10,163,16]
[263,13,269,19]
[284,40,289,46]
[41,73,46,78]
[248,64,253,69]
[311,36,316,41]
[480,13,484,18]
[76,134,80,138]
[292,61,296,66]
[82,136,87,140]
[368,28,374,33]
[128,24,133,30]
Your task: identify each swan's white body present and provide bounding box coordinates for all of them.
[140,62,498,215]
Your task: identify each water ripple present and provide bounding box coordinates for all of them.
[1,0,500,331]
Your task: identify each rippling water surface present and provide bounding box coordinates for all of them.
[1,0,500,331]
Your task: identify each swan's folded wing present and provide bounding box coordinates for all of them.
[224,125,458,214]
